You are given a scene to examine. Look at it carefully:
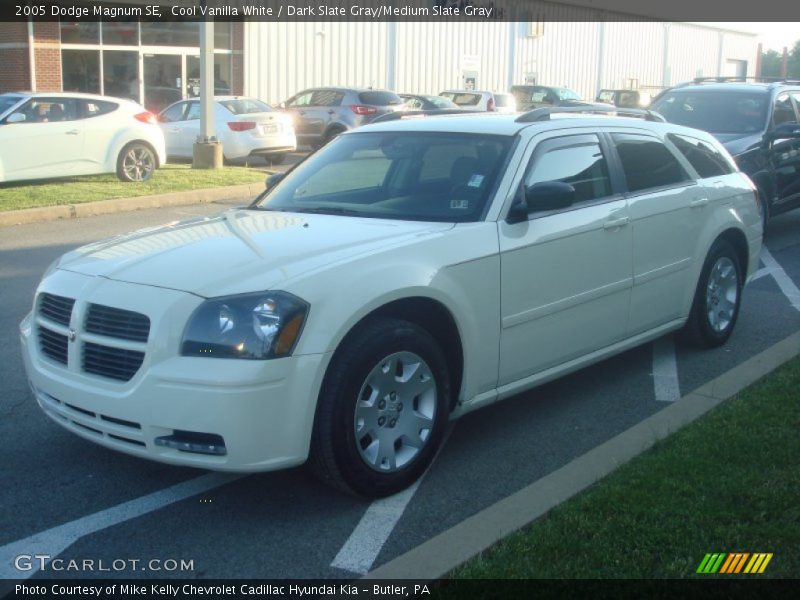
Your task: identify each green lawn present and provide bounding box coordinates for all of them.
[0,164,268,212]
[446,356,800,581]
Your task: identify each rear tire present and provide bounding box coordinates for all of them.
[310,317,450,498]
[264,153,287,166]
[322,127,345,146]
[681,239,743,348]
[116,142,156,182]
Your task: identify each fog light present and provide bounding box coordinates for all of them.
[155,430,227,456]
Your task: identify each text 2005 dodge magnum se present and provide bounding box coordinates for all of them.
[21,111,762,497]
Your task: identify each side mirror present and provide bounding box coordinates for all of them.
[6,113,26,124]
[766,122,800,143]
[265,172,285,191]
[525,181,575,212]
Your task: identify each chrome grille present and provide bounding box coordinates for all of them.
[83,342,145,382]
[85,303,150,342]
[38,326,68,364]
[39,293,74,326]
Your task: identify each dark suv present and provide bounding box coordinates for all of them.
[650,78,800,225]
[280,87,405,148]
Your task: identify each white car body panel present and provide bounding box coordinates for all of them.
[159,98,297,161]
[20,114,762,472]
[0,92,165,183]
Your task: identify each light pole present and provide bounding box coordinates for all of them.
[193,16,222,169]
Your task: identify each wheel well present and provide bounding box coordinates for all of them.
[323,124,347,139]
[340,298,464,411]
[717,228,749,274]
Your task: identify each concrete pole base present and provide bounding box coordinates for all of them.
[192,142,223,169]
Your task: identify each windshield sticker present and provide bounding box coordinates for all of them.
[450,199,470,210]
[467,174,484,188]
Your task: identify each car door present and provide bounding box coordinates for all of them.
[497,131,633,386]
[74,98,124,175]
[175,101,202,156]
[283,90,315,140]
[305,90,345,138]
[0,97,83,181]
[769,92,800,211]
[608,131,703,335]
[159,101,190,157]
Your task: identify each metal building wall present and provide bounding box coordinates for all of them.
[244,21,389,104]
[243,19,758,105]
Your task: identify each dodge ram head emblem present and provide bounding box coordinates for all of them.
[68,328,77,342]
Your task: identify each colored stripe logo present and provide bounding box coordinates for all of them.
[697,553,773,574]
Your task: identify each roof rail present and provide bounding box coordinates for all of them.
[370,108,480,124]
[515,104,666,123]
[690,76,800,85]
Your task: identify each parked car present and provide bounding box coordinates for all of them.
[22,109,761,497]
[0,92,165,183]
[399,93,460,110]
[650,79,800,225]
[596,89,652,108]
[510,85,582,111]
[439,90,517,113]
[280,87,405,148]
[159,96,296,165]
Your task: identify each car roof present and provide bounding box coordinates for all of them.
[2,91,135,103]
[357,112,707,138]
[666,83,776,94]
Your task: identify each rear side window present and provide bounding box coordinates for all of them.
[612,133,690,193]
[186,102,201,120]
[357,91,403,106]
[311,90,344,107]
[526,134,613,205]
[442,92,482,106]
[219,98,272,114]
[668,133,734,178]
[79,99,118,119]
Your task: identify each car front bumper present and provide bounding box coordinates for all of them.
[20,272,329,472]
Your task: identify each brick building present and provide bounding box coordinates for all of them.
[0,21,244,114]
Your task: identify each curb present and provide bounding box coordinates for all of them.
[363,331,800,581]
[0,182,265,228]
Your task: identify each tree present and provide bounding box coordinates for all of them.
[760,40,800,79]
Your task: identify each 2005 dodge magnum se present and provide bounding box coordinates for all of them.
[21,110,762,497]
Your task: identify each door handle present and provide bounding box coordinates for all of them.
[327,110,335,115]
[65,129,80,135]
[603,216,630,230]
[690,197,709,208]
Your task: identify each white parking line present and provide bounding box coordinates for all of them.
[652,336,680,402]
[761,247,800,311]
[0,473,243,579]
[751,267,770,282]
[331,426,454,575]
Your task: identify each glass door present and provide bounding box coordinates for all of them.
[143,54,183,114]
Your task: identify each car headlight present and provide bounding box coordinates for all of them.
[181,291,309,360]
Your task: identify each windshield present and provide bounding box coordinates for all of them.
[651,91,769,134]
[255,132,513,222]
[0,94,24,117]
[219,98,273,114]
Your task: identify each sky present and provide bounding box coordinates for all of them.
[701,22,800,51]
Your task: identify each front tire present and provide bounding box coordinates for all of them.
[310,318,450,498]
[116,142,156,182]
[682,239,743,348]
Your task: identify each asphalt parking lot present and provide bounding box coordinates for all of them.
[1,205,799,580]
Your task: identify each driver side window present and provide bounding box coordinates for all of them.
[287,91,313,108]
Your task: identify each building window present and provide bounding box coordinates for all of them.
[102,21,138,46]
[62,49,100,94]
[60,22,99,44]
[103,51,139,101]
[141,22,199,47]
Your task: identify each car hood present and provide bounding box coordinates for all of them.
[711,132,764,156]
[56,209,454,297]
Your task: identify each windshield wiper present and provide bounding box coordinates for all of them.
[287,206,365,217]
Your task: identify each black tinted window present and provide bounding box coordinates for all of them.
[79,99,118,118]
[0,95,24,115]
[357,91,402,106]
[526,135,612,204]
[668,134,734,178]
[612,134,690,192]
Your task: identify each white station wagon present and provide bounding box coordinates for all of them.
[21,108,762,497]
